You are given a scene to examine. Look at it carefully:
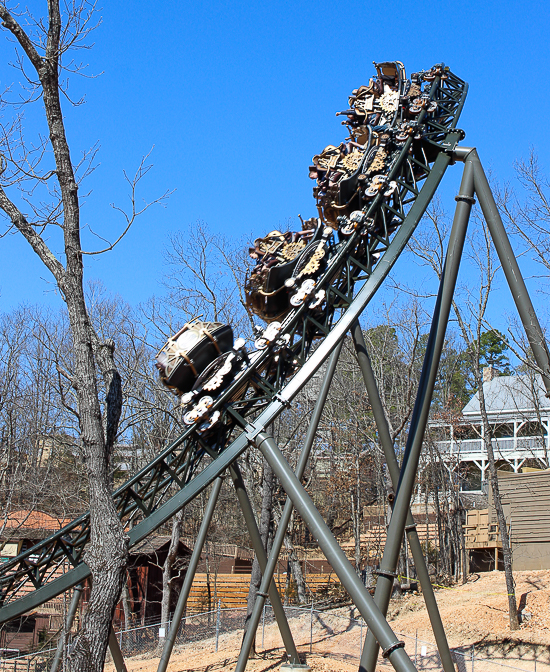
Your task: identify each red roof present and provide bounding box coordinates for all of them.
[2,510,72,531]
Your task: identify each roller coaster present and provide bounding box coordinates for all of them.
[1,61,549,672]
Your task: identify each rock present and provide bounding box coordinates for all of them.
[520,610,532,622]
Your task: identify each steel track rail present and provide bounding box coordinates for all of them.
[0,68,468,624]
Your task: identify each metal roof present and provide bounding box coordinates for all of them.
[462,374,550,419]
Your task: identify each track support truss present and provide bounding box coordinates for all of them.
[3,62,550,672]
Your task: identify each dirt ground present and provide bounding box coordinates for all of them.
[106,570,550,672]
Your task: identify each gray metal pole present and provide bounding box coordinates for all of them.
[50,584,82,672]
[108,628,128,672]
[361,156,475,672]
[461,148,550,395]
[157,476,224,672]
[228,462,300,665]
[351,323,455,672]
[254,431,417,672]
[234,343,343,672]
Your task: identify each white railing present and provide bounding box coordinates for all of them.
[436,435,549,461]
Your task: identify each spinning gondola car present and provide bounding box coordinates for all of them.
[309,61,408,226]
[156,320,234,395]
[309,60,448,226]
[244,218,328,322]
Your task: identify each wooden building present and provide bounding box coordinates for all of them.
[464,508,503,572]
[111,536,192,627]
[463,470,550,571]
[0,510,73,655]
[489,469,550,570]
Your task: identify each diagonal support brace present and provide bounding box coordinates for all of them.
[254,431,417,672]
[157,476,224,672]
[352,322,456,672]
[234,341,344,672]
[360,154,474,671]
[229,462,301,665]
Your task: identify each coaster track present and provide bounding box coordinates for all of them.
[0,63,468,624]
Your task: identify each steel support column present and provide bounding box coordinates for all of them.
[228,462,300,665]
[351,323,455,672]
[361,156,475,671]
[157,476,224,672]
[254,431,417,672]
[50,584,82,672]
[460,147,550,394]
[108,628,128,672]
[234,343,343,672]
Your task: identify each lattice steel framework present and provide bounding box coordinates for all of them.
[0,64,547,672]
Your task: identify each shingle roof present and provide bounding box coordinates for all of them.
[462,374,550,419]
[130,535,191,556]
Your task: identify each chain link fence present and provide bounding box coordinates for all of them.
[2,605,547,671]
[0,647,56,672]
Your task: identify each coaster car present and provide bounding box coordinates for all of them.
[156,320,234,395]
[245,219,327,322]
[309,61,412,225]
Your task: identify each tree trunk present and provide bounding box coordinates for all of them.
[273,504,307,604]
[0,7,130,670]
[458,502,468,584]
[432,456,444,578]
[352,453,362,574]
[122,581,131,631]
[65,288,128,671]
[159,509,184,648]
[477,371,519,629]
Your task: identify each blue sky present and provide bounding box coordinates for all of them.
[0,0,548,330]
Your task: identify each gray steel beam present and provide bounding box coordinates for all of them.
[234,342,344,672]
[361,156,475,671]
[254,431,417,672]
[50,584,82,672]
[351,323,455,672]
[108,628,128,672]
[157,476,224,672]
[462,148,550,395]
[228,462,300,665]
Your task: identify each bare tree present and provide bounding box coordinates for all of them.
[498,151,550,288]
[164,221,254,334]
[0,307,67,529]
[0,4,165,668]
[157,509,185,647]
